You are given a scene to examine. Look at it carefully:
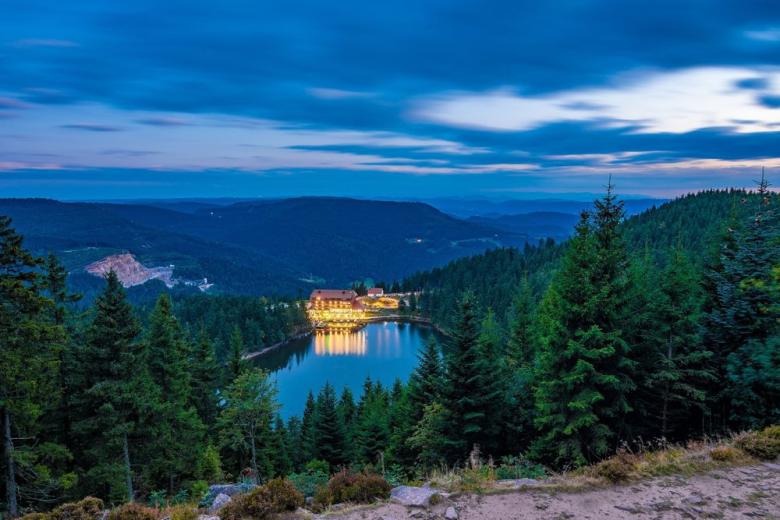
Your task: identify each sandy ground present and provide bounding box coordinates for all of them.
[329,462,780,520]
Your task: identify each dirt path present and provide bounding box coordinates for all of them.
[330,462,780,520]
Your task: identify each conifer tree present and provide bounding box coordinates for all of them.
[72,271,147,502]
[0,219,64,516]
[191,326,220,430]
[721,174,780,428]
[646,248,713,439]
[285,416,304,471]
[227,326,246,384]
[299,391,317,464]
[271,415,292,477]
[217,369,278,483]
[533,187,635,467]
[313,383,346,468]
[407,337,443,424]
[473,310,506,455]
[387,380,416,469]
[353,383,390,465]
[337,388,357,461]
[441,292,485,461]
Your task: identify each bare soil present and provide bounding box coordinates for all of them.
[328,462,780,520]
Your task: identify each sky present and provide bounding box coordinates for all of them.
[1,0,780,200]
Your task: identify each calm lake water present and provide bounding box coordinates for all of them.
[253,321,437,418]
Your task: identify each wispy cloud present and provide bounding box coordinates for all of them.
[60,123,122,132]
[12,38,79,48]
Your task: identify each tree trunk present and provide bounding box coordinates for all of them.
[123,433,134,503]
[4,407,18,518]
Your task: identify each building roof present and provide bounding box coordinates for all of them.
[310,289,357,301]
[367,287,384,295]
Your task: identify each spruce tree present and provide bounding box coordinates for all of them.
[441,292,484,461]
[646,248,713,439]
[473,309,506,455]
[533,188,635,467]
[191,326,220,430]
[313,383,346,468]
[722,174,780,428]
[217,369,278,483]
[407,337,443,424]
[226,326,246,384]
[299,391,317,464]
[271,415,292,477]
[72,271,147,502]
[504,279,536,452]
[353,383,390,465]
[0,219,64,516]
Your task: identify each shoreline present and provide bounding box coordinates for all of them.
[241,315,445,360]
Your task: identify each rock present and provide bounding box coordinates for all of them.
[208,493,231,514]
[198,516,220,520]
[390,485,444,507]
[444,506,459,519]
[201,482,256,508]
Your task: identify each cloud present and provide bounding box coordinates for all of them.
[745,28,780,42]
[11,38,79,48]
[135,116,193,127]
[412,67,780,134]
[60,123,123,132]
[307,88,375,100]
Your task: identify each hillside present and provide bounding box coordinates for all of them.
[404,189,778,328]
[0,197,529,300]
[467,211,580,241]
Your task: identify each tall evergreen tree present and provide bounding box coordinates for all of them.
[226,326,246,384]
[441,292,485,461]
[407,337,443,424]
[271,416,292,477]
[533,186,636,467]
[191,325,220,430]
[0,219,64,516]
[217,369,278,483]
[299,391,317,464]
[313,383,346,468]
[72,272,147,503]
[473,310,506,455]
[721,174,780,428]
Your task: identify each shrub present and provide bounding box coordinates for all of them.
[313,470,391,509]
[167,506,197,520]
[734,427,780,460]
[107,503,159,520]
[49,497,105,520]
[19,513,50,520]
[594,451,638,483]
[710,446,739,462]
[495,455,547,480]
[189,480,209,502]
[287,467,329,498]
[219,478,303,520]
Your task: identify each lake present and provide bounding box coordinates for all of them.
[253,321,437,418]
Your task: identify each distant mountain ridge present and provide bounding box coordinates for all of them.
[0,196,540,300]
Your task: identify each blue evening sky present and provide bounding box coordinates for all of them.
[1,1,779,199]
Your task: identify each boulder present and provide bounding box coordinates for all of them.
[207,493,231,514]
[201,482,256,508]
[198,516,220,520]
[390,485,444,507]
[444,506,459,520]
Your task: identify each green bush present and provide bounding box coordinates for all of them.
[313,470,391,510]
[287,468,329,498]
[495,456,547,480]
[219,478,303,520]
[107,503,159,520]
[189,480,209,502]
[734,426,780,460]
[710,446,740,462]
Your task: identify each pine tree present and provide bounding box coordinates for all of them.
[217,369,278,483]
[533,186,636,467]
[300,391,317,464]
[313,383,346,468]
[72,271,147,502]
[407,337,443,424]
[441,292,485,461]
[0,219,64,516]
[143,294,205,492]
[387,380,415,469]
[473,309,507,455]
[504,279,536,452]
[337,388,357,462]
[645,248,713,439]
[271,416,292,477]
[191,325,220,430]
[286,416,304,471]
[353,383,390,465]
[721,174,780,428]
[226,326,246,384]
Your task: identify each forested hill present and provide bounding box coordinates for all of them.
[0,197,529,301]
[403,189,777,329]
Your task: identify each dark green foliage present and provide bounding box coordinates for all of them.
[532,187,636,468]
[353,379,390,465]
[271,416,292,477]
[407,337,443,424]
[190,327,220,430]
[313,383,346,469]
[226,326,246,384]
[440,292,488,460]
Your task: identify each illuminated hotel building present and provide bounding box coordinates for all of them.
[308,289,367,330]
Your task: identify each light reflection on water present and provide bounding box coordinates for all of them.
[254,321,435,417]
